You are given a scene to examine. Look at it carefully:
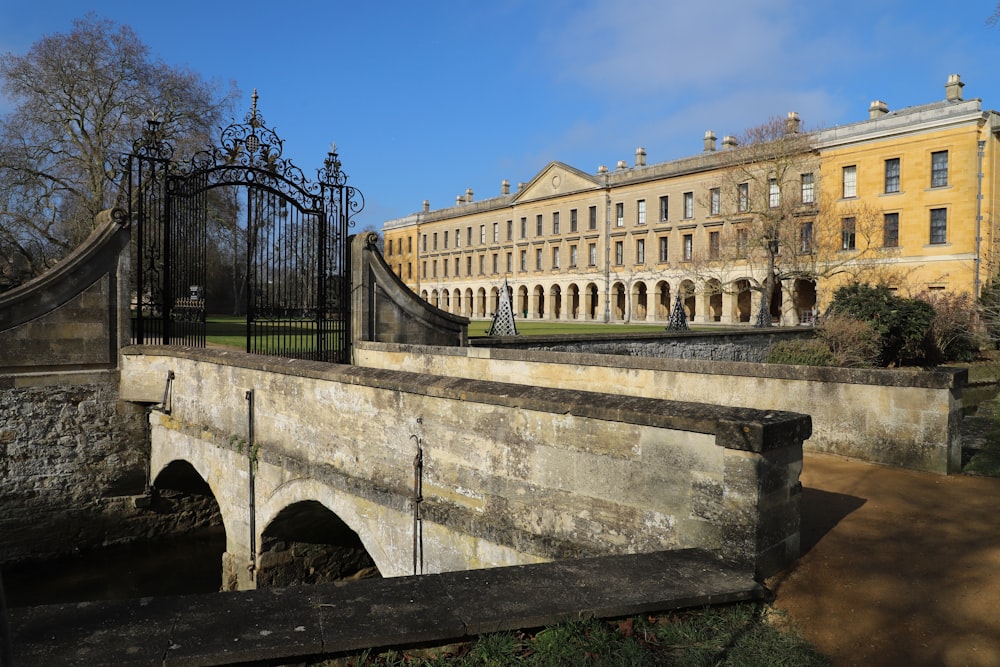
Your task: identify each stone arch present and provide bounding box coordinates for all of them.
[680,279,697,320]
[550,284,562,320]
[476,287,487,317]
[452,288,462,315]
[464,288,474,317]
[430,289,440,308]
[613,282,627,320]
[769,279,783,323]
[567,283,581,320]
[517,285,529,318]
[632,281,648,321]
[586,282,600,320]
[256,499,382,588]
[533,284,545,319]
[490,286,500,317]
[442,290,450,311]
[420,289,428,302]
[149,460,226,580]
[149,456,239,588]
[259,479,398,578]
[734,279,752,323]
[793,279,817,324]
[655,281,671,320]
[705,279,723,322]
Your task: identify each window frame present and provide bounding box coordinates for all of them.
[883,212,899,248]
[801,173,814,204]
[842,165,857,198]
[931,151,948,188]
[884,158,900,194]
[930,208,947,244]
[841,217,857,250]
[708,230,720,259]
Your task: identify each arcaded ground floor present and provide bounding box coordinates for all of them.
[419,276,819,326]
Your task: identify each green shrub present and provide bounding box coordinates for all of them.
[769,339,835,366]
[828,284,935,366]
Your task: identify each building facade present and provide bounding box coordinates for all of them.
[382,75,1000,325]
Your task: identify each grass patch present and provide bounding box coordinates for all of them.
[206,314,702,347]
[321,603,828,666]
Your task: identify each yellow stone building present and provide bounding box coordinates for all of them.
[382,75,1000,325]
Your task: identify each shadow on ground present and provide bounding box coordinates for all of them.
[769,454,1000,667]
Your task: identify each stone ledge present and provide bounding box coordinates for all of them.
[9,549,765,666]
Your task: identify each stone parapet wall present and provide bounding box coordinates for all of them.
[0,370,149,564]
[355,341,965,474]
[468,328,813,363]
[121,347,809,580]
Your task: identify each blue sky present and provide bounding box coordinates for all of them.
[3,1,1000,231]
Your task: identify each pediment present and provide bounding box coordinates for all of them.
[513,162,602,203]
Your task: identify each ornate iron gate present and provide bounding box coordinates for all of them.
[122,94,362,362]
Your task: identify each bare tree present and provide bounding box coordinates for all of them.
[0,15,238,286]
[689,116,895,326]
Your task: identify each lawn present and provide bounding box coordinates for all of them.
[206,314,696,348]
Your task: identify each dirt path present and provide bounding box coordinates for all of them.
[768,453,1000,666]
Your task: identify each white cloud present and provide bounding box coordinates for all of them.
[547,0,801,94]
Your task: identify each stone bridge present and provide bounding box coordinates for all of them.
[121,345,809,588]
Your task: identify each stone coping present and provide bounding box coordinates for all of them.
[121,346,811,453]
[362,339,967,390]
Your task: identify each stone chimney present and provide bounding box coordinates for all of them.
[869,100,889,119]
[465,187,474,202]
[945,74,964,102]
[635,147,647,167]
[722,135,738,150]
[786,111,800,134]
[616,159,628,170]
[456,196,464,206]
[704,131,717,152]
[501,179,510,195]
[518,182,526,191]
[597,165,608,174]
[423,200,430,212]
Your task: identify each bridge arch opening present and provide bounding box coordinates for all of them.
[257,500,381,587]
[149,460,226,590]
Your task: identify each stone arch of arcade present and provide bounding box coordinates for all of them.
[419,270,817,326]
